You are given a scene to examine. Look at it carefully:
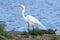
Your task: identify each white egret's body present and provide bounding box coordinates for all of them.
[16,5,47,32]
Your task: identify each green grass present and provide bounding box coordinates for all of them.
[22,28,56,36]
[29,28,44,36]
[56,35,60,39]
[0,21,13,40]
[50,34,58,40]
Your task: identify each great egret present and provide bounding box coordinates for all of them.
[16,4,47,33]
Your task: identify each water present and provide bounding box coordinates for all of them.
[0,0,60,34]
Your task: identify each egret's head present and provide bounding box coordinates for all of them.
[16,4,25,9]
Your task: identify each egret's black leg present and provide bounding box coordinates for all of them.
[32,25,34,38]
[32,26,34,33]
[26,23,29,38]
[28,24,30,33]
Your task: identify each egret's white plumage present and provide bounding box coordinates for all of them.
[16,4,47,31]
[26,15,47,30]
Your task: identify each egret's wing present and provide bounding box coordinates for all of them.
[26,15,40,24]
[26,15,47,30]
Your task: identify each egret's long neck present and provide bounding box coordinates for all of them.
[22,7,25,19]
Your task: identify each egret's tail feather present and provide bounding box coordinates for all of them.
[38,22,47,30]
